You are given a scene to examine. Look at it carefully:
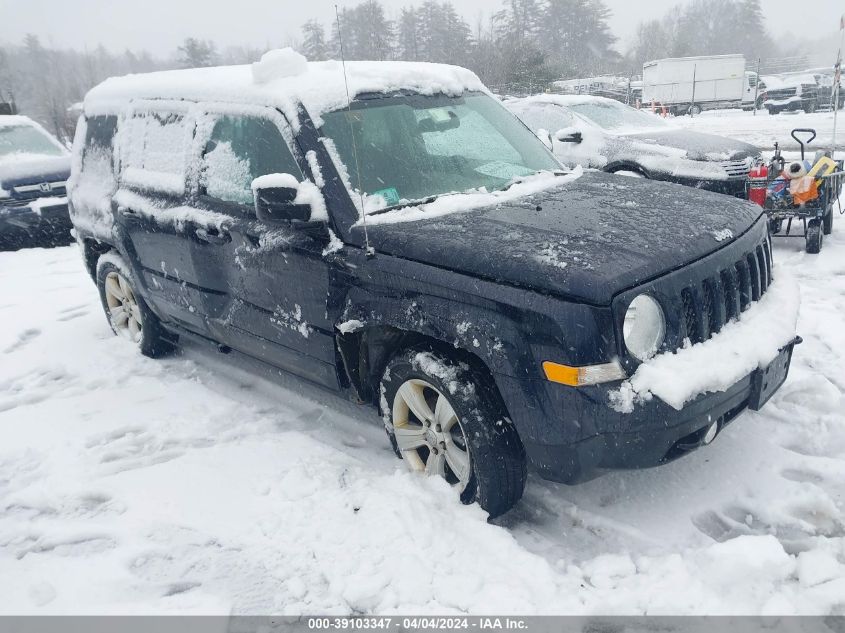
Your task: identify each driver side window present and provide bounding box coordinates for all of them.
[200,115,302,206]
[518,105,575,136]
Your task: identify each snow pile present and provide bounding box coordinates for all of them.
[251,48,308,84]
[611,268,801,412]
[358,168,582,226]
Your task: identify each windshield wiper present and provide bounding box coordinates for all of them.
[495,169,569,193]
[366,195,439,216]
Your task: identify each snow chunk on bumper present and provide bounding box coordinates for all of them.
[610,267,800,412]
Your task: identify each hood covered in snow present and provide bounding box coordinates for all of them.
[365,171,763,305]
[620,128,759,162]
[0,155,71,191]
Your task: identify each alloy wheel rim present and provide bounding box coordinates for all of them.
[104,271,143,343]
[391,378,471,492]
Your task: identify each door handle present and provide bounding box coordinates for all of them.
[195,227,231,245]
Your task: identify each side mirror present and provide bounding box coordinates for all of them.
[252,173,312,224]
[555,127,582,144]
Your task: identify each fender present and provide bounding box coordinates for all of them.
[328,250,617,403]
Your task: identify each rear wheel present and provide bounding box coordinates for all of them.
[380,347,526,518]
[806,220,823,254]
[689,104,702,116]
[96,253,177,357]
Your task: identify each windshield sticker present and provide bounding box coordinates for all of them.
[474,161,537,180]
[426,108,453,123]
[372,187,400,205]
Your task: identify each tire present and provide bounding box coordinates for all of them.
[767,107,780,116]
[768,218,782,234]
[689,104,702,116]
[96,252,177,358]
[806,220,823,254]
[380,347,526,518]
[804,101,817,114]
[823,207,833,235]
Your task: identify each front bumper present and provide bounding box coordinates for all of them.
[0,199,73,250]
[500,338,797,483]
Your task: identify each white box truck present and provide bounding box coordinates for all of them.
[642,54,759,115]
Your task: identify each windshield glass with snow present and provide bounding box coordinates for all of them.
[566,101,667,131]
[0,124,64,159]
[320,92,561,210]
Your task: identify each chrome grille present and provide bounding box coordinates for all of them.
[720,160,751,180]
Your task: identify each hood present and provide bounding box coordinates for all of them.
[0,155,71,191]
[366,171,763,305]
[620,128,759,162]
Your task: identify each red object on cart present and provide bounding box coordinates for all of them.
[748,163,768,206]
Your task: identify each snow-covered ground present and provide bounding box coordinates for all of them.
[676,108,843,152]
[0,226,844,614]
[2,109,845,615]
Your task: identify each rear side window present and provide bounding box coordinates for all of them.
[119,110,189,194]
[82,115,117,169]
[200,115,301,206]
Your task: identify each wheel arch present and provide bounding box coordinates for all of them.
[605,161,650,178]
[81,237,114,280]
[337,324,508,415]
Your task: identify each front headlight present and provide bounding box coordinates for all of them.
[623,294,665,361]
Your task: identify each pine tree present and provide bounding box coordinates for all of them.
[397,7,421,61]
[176,38,217,68]
[301,19,329,61]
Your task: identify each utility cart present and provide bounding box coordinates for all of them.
[748,128,844,254]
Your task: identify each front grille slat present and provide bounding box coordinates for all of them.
[747,253,761,301]
[706,277,726,334]
[756,246,768,293]
[681,288,700,344]
[691,285,711,342]
[721,268,740,322]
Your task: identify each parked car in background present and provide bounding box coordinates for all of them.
[70,51,797,518]
[0,115,72,250]
[507,94,760,198]
[762,73,844,114]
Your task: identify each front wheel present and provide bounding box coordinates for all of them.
[96,253,177,357]
[380,347,526,518]
[806,220,823,254]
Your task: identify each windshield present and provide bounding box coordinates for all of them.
[320,92,561,210]
[0,123,65,158]
[566,100,667,131]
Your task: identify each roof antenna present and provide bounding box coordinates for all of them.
[335,4,374,259]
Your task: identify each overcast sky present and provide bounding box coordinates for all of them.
[0,0,841,58]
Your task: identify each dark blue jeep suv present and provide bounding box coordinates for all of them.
[69,52,799,517]
[0,115,73,250]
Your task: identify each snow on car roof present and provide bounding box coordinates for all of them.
[84,48,487,127]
